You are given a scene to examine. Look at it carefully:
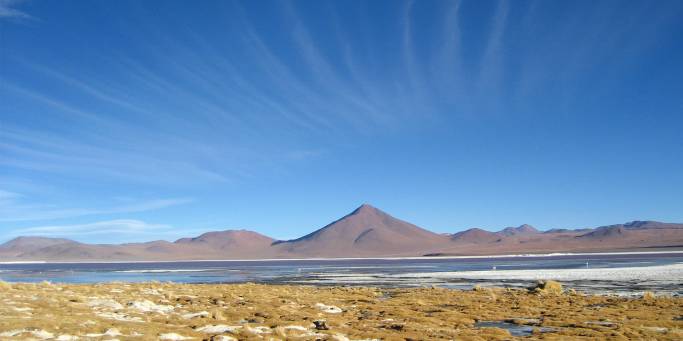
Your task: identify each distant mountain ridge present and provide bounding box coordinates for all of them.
[499,224,539,236]
[450,228,500,243]
[1,204,682,261]
[175,230,274,249]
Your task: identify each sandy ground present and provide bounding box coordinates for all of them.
[0,281,681,340]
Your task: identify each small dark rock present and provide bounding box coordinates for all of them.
[313,320,329,330]
[358,310,375,320]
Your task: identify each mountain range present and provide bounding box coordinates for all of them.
[1,204,682,261]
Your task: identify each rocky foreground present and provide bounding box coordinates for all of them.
[0,281,681,340]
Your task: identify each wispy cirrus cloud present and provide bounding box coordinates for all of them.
[15,219,170,236]
[0,0,31,20]
[1,0,468,194]
[0,191,193,222]
[6,218,214,244]
[2,0,682,242]
[0,189,22,200]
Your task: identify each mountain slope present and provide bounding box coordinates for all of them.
[0,237,80,257]
[175,230,274,248]
[450,228,501,243]
[596,221,683,230]
[0,230,278,261]
[174,230,276,258]
[436,221,683,256]
[272,204,451,257]
[499,224,539,236]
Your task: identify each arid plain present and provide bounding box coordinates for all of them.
[1,281,681,340]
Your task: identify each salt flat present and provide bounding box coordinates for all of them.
[393,263,683,281]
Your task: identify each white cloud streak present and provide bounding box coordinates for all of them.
[15,219,170,237]
[0,0,30,19]
[0,192,193,222]
[2,0,678,237]
[475,0,510,110]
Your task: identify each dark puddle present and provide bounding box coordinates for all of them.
[475,321,556,337]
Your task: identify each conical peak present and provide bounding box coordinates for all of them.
[350,203,382,215]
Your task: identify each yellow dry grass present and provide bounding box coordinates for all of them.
[0,282,680,340]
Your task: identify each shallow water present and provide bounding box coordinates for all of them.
[474,321,556,336]
[1,253,681,295]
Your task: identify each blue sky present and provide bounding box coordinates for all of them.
[1,0,682,243]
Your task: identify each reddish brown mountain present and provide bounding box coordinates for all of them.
[272,204,451,257]
[598,221,683,230]
[0,236,78,255]
[436,221,683,256]
[174,230,276,258]
[175,230,274,249]
[0,231,277,261]
[499,224,539,236]
[577,226,625,239]
[1,205,682,261]
[450,228,501,243]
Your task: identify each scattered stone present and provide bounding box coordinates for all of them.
[85,328,122,337]
[0,329,25,337]
[316,302,343,313]
[313,320,329,330]
[211,309,225,320]
[159,332,194,340]
[1,329,56,340]
[210,336,237,341]
[127,300,174,313]
[245,325,272,334]
[95,311,144,322]
[181,311,209,319]
[88,298,124,310]
[283,325,308,331]
[387,324,404,331]
[29,329,55,340]
[530,280,563,295]
[195,324,242,333]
